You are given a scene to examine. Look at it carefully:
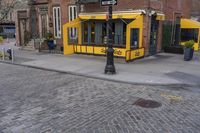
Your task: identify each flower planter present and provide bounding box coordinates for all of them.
[47,40,55,50]
[184,47,194,61]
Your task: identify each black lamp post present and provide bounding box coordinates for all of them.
[104,5,116,74]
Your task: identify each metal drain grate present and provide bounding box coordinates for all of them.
[133,98,162,108]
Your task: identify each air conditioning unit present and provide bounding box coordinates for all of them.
[79,0,99,4]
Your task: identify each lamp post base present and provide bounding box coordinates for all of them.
[105,65,116,74]
[105,47,116,74]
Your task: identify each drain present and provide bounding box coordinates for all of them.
[133,98,162,108]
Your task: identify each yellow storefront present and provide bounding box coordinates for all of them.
[63,11,164,62]
[181,19,200,51]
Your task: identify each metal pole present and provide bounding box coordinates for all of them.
[2,48,5,61]
[11,48,14,62]
[104,5,116,74]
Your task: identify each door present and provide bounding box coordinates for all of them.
[149,16,159,55]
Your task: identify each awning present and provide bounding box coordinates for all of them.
[156,13,165,20]
[79,10,165,20]
[79,11,141,20]
[181,19,200,28]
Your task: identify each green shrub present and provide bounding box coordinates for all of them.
[45,32,54,41]
[184,40,195,48]
[0,36,3,43]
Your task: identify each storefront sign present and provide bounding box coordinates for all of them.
[101,0,117,6]
[135,51,140,56]
[101,48,122,56]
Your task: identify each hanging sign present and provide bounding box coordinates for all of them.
[101,0,117,6]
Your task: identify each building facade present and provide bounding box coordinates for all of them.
[15,0,64,50]
[62,0,191,61]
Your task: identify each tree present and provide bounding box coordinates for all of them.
[0,0,29,23]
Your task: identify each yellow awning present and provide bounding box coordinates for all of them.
[181,19,200,28]
[79,11,165,20]
[156,13,165,20]
[79,11,142,20]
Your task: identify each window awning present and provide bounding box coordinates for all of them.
[79,11,165,20]
[181,19,200,28]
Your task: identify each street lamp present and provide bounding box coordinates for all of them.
[104,3,116,74]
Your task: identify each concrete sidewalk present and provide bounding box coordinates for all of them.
[1,42,200,86]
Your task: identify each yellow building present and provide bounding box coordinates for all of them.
[181,19,200,51]
[63,10,165,62]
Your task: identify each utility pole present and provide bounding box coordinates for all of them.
[104,5,116,74]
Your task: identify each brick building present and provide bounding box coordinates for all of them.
[61,0,191,61]
[191,0,200,21]
[16,0,64,50]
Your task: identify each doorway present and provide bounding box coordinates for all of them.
[149,15,159,55]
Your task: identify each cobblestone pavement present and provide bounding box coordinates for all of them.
[0,63,200,133]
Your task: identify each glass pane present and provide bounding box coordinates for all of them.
[123,23,127,45]
[102,22,107,43]
[54,8,57,37]
[83,22,88,43]
[91,22,95,43]
[58,8,61,33]
[70,7,72,21]
[181,28,199,43]
[73,7,77,19]
[130,28,139,48]
[112,22,115,44]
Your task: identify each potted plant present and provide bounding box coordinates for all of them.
[0,36,3,44]
[45,32,55,51]
[184,40,195,61]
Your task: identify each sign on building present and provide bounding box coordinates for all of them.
[101,0,117,6]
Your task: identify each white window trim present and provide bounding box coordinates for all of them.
[68,5,77,39]
[53,7,61,38]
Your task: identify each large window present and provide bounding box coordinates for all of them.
[91,22,95,43]
[130,28,139,49]
[69,5,77,39]
[181,28,199,43]
[83,22,88,43]
[102,22,107,43]
[82,20,127,46]
[53,7,61,38]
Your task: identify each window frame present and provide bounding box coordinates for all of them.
[68,5,78,39]
[181,28,199,43]
[53,6,61,38]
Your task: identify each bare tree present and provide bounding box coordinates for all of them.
[0,0,29,23]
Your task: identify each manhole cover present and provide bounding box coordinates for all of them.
[133,98,162,108]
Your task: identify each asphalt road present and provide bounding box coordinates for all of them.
[0,63,200,133]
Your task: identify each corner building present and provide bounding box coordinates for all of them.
[62,0,191,61]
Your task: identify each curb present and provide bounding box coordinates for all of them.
[0,60,196,87]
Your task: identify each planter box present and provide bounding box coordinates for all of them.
[184,48,194,61]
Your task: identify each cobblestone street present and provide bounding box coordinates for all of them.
[0,63,200,133]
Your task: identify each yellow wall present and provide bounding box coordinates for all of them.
[126,15,143,50]
[63,15,145,61]
[63,18,82,55]
[74,45,126,57]
[126,48,145,62]
[181,19,200,51]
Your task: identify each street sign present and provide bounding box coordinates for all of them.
[101,0,117,6]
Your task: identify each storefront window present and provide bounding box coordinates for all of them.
[83,22,88,43]
[91,22,95,43]
[112,22,115,44]
[123,23,127,45]
[102,22,107,44]
[130,28,139,49]
[82,20,127,46]
[181,28,199,43]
